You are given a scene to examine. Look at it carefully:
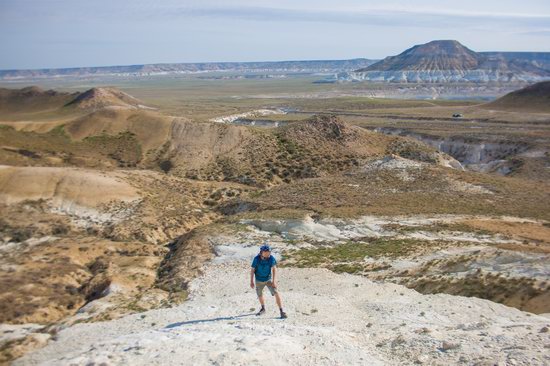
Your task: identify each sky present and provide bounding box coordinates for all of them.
[1,0,549,70]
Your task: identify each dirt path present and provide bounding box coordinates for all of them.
[16,260,550,365]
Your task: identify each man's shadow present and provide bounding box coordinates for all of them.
[164,313,256,329]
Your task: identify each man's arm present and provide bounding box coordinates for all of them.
[250,268,255,289]
[271,266,277,287]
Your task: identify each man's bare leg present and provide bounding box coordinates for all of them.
[274,293,283,308]
[275,293,287,318]
[256,294,266,315]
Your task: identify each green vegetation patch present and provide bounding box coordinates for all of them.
[282,238,434,273]
[410,272,548,313]
[83,131,142,167]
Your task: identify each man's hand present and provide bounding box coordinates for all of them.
[271,281,277,288]
[250,268,255,289]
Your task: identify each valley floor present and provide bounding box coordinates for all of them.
[1,83,550,365]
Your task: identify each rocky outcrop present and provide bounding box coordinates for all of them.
[155,228,215,292]
[373,127,532,174]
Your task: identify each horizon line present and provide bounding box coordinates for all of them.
[4,50,550,72]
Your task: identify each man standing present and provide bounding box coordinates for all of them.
[250,244,287,319]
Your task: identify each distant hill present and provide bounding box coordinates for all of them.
[349,40,550,83]
[0,86,76,114]
[483,81,550,113]
[64,87,147,111]
[0,86,151,115]
[0,59,377,81]
[0,86,168,150]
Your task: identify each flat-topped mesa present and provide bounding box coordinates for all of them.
[360,40,480,72]
[351,40,550,83]
[64,87,144,110]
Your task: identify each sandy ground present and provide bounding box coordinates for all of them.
[16,260,550,366]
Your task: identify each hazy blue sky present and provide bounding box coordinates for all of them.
[1,0,549,69]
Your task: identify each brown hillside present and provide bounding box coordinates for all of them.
[64,108,173,152]
[165,115,386,186]
[483,81,550,113]
[164,115,455,187]
[0,86,171,160]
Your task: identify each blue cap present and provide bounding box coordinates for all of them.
[260,244,271,252]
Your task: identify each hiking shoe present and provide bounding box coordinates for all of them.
[280,311,288,319]
[256,308,266,316]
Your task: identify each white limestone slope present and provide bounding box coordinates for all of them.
[209,109,285,124]
[16,260,550,365]
[334,70,550,83]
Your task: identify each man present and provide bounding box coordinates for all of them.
[250,244,287,319]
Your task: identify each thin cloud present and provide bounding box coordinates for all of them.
[171,6,550,29]
[515,29,550,36]
[1,0,549,69]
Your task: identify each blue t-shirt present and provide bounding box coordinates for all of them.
[251,254,277,282]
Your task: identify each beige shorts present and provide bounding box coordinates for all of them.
[255,281,278,297]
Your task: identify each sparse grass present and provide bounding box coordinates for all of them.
[330,263,366,274]
[248,190,266,199]
[0,124,143,168]
[168,290,188,304]
[83,131,142,167]
[275,132,305,157]
[386,138,438,163]
[245,166,550,221]
[234,208,312,221]
[124,300,148,313]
